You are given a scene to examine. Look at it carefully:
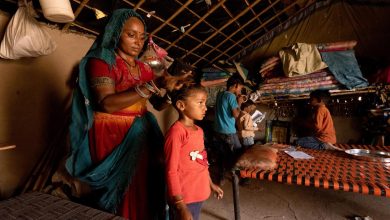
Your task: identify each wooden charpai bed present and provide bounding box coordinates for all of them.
[231,144,390,220]
[0,191,125,220]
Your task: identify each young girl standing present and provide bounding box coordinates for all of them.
[164,84,224,220]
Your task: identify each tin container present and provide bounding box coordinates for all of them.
[345,149,390,162]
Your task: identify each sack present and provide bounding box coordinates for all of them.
[0,1,57,59]
[140,36,173,76]
[235,144,278,170]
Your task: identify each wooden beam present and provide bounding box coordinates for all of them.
[227,0,303,61]
[182,0,262,60]
[220,1,252,43]
[244,0,268,33]
[121,0,225,56]
[152,35,211,66]
[68,22,99,35]
[63,0,91,31]
[167,0,226,50]
[0,144,16,151]
[151,0,193,35]
[122,0,145,10]
[193,0,281,65]
[172,0,243,50]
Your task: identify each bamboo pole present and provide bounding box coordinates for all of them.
[125,1,223,62]
[151,0,193,35]
[220,1,252,43]
[244,0,268,33]
[167,0,227,50]
[68,22,99,35]
[63,0,91,31]
[0,144,16,151]
[182,0,263,60]
[194,0,280,64]
[172,0,243,50]
[227,0,310,62]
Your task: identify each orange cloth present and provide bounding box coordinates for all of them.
[164,121,211,204]
[314,105,336,144]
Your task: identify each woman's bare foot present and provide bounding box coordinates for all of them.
[323,143,343,151]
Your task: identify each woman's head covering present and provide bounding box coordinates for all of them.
[86,9,146,67]
[72,8,147,127]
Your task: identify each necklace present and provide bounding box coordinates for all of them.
[117,53,140,81]
[123,59,136,68]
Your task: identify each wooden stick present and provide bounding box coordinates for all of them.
[0,144,16,151]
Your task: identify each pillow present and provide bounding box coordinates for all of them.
[235,144,278,170]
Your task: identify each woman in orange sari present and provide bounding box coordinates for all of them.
[66,9,166,219]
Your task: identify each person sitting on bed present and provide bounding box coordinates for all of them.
[296,90,342,151]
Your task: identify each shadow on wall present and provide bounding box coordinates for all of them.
[0,57,79,199]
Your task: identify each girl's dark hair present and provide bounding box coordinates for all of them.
[169,83,207,106]
[240,99,255,110]
[310,90,331,104]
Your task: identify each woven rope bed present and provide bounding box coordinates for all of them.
[0,191,125,220]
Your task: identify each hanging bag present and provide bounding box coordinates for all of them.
[0,0,57,59]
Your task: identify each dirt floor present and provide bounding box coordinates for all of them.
[200,178,390,220]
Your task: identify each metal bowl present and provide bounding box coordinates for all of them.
[345,149,390,162]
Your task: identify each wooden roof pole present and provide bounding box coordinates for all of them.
[63,0,91,31]
[63,0,144,33]
[70,0,95,11]
[71,22,99,35]
[224,1,301,62]
[150,0,193,35]
[166,0,226,50]
[244,0,268,33]
[152,35,211,66]
[172,0,243,49]
[193,0,281,65]
[181,0,262,60]
[220,2,252,43]
[133,0,145,10]
[122,0,225,55]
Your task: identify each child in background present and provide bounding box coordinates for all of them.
[237,100,259,149]
[164,84,224,220]
[296,90,342,150]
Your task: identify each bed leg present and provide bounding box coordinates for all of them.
[232,169,240,220]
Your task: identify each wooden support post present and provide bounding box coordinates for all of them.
[232,168,241,220]
[0,144,16,151]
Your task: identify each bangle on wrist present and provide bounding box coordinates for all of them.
[149,80,162,94]
[144,82,158,94]
[134,85,151,98]
[144,80,164,97]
